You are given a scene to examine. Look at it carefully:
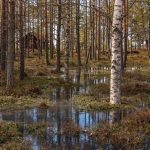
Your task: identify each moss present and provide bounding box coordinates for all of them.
[0,95,54,110]
[59,120,80,136]
[73,95,132,111]
[121,82,150,95]
[0,76,53,97]
[25,122,50,139]
[122,70,150,82]
[87,80,150,98]
[89,83,110,95]
[121,94,150,105]
[0,74,79,109]
[128,50,149,65]
[73,92,150,111]
[0,121,28,149]
[91,109,150,149]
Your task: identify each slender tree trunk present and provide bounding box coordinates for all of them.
[32,1,35,54]
[7,0,15,88]
[37,0,41,59]
[19,0,25,80]
[40,2,43,56]
[85,0,88,60]
[102,17,105,54]
[70,0,74,59]
[121,23,124,71]
[123,0,128,68]
[27,0,30,57]
[98,0,101,60]
[45,0,49,65]
[107,0,111,58]
[76,0,81,66]
[130,31,132,55]
[23,1,27,58]
[89,0,92,60]
[64,0,71,81]
[56,0,61,71]
[148,2,150,63]
[0,0,7,71]
[110,0,123,104]
[92,0,95,60]
[50,0,54,59]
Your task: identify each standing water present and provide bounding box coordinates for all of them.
[0,67,149,149]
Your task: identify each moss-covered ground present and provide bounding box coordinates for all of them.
[0,121,29,149]
[91,109,150,149]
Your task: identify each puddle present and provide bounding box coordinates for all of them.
[0,106,129,149]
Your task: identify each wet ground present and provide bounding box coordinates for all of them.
[0,67,150,150]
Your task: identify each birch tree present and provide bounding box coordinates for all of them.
[64,0,71,81]
[110,0,123,104]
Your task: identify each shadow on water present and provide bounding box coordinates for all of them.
[0,67,149,149]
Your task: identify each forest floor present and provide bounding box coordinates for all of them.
[0,48,149,110]
[0,48,150,149]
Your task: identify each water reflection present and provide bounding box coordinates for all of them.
[0,67,149,149]
[50,67,109,101]
[0,106,128,149]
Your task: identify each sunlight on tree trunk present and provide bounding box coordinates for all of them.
[110,0,123,104]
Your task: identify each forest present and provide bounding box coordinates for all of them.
[0,0,150,149]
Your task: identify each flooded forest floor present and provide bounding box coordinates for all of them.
[0,49,150,149]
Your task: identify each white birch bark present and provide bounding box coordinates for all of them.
[64,0,71,81]
[110,0,123,104]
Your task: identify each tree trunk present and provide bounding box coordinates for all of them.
[19,0,25,80]
[45,0,49,65]
[148,1,150,63]
[7,0,15,88]
[123,0,128,68]
[56,0,61,71]
[37,0,41,59]
[76,0,81,66]
[0,0,7,71]
[110,0,123,104]
[27,0,30,57]
[50,0,54,59]
[98,0,101,60]
[64,0,71,81]
[85,0,88,60]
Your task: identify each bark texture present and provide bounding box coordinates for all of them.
[0,0,7,70]
[110,0,123,104]
[19,0,25,80]
[64,0,71,81]
[6,0,15,88]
